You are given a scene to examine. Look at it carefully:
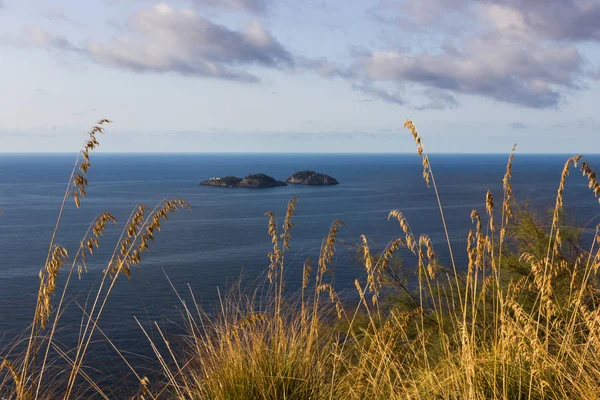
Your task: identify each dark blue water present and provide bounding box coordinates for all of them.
[0,153,599,377]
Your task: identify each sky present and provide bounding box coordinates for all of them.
[0,0,599,153]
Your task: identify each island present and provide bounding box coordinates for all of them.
[285,170,339,185]
[200,173,287,188]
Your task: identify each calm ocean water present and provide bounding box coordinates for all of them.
[0,153,598,376]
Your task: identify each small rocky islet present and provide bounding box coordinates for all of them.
[286,170,339,186]
[200,170,338,188]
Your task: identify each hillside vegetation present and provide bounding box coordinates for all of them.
[2,120,600,399]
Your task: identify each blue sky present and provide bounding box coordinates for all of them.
[0,0,599,153]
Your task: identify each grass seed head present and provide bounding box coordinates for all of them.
[419,235,436,279]
[302,258,312,289]
[35,245,69,329]
[388,210,417,254]
[404,120,431,187]
[318,219,344,274]
[502,148,516,224]
[486,190,495,232]
[281,196,298,251]
[71,120,112,208]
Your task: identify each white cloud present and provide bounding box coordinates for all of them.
[479,3,528,33]
[17,4,292,82]
[356,0,594,108]
[84,4,292,81]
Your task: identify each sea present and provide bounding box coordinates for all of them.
[0,153,599,380]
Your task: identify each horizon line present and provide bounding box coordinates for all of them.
[0,151,599,156]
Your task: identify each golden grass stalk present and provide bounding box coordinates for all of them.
[0,120,195,400]
[19,120,111,399]
[404,120,462,309]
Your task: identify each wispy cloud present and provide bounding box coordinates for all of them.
[370,0,600,42]
[23,25,84,53]
[39,6,79,26]
[353,33,582,108]
[191,0,269,14]
[351,81,405,105]
[416,88,458,110]
[296,56,355,79]
[88,4,292,81]
[21,4,292,82]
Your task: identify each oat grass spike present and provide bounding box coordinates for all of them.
[404,119,461,307]
[310,219,344,340]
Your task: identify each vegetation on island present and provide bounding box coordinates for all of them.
[2,120,600,399]
[201,175,243,187]
[200,173,286,188]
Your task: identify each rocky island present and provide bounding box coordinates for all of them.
[286,170,339,185]
[200,173,287,188]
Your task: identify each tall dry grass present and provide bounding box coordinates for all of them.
[0,121,190,399]
[1,119,600,399]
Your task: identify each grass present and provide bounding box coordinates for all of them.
[2,119,600,399]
